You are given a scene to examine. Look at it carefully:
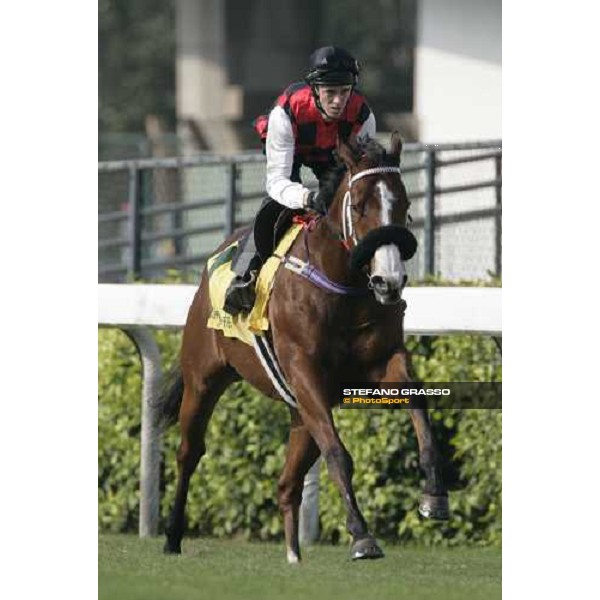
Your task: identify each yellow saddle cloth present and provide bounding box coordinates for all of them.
[206,223,303,346]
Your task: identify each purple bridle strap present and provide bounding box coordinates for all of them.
[282,256,369,296]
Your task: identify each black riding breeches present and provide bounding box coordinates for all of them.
[230,197,286,277]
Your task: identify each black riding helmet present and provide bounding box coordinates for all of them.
[305,46,359,87]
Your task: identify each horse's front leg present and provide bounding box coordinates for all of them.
[288,356,384,560]
[371,350,450,520]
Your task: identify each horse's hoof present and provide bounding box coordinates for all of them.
[350,536,385,560]
[419,494,450,520]
[163,540,181,555]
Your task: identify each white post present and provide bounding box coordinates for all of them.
[299,458,321,545]
[123,327,163,537]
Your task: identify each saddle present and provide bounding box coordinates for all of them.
[206,220,303,346]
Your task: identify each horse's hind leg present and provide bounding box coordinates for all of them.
[164,368,235,554]
[277,409,320,564]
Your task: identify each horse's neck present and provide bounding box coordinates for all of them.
[306,217,346,269]
[303,189,363,287]
[326,182,347,238]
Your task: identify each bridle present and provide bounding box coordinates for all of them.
[285,164,414,298]
[341,166,403,246]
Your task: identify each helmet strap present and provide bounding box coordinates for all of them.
[310,85,327,117]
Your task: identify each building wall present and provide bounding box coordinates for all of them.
[414,0,501,142]
[225,0,319,146]
[176,0,319,150]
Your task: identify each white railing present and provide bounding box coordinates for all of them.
[98,284,502,538]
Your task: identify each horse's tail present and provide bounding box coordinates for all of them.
[152,363,184,429]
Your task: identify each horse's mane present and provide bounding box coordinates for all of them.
[318,161,347,210]
[318,137,398,210]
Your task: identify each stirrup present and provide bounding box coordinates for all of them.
[233,270,256,289]
[224,271,257,316]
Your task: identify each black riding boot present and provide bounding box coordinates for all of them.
[223,230,262,316]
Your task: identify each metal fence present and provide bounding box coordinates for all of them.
[98,140,501,283]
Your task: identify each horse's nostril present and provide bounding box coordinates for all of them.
[402,275,408,287]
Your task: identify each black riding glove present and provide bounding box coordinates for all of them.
[304,190,327,215]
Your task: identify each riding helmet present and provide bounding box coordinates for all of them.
[305,46,359,87]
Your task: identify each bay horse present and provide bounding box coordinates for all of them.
[157,133,449,562]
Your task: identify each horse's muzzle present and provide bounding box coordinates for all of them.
[369,274,407,305]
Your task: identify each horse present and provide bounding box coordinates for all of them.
[156,133,450,562]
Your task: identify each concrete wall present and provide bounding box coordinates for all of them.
[414,0,501,142]
[176,0,243,152]
[176,0,318,151]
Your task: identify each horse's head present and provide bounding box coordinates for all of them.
[330,133,417,305]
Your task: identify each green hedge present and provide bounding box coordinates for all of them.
[99,287,501,546]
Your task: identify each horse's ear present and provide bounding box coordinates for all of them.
[390,131,403,161]
[337,137,359,171]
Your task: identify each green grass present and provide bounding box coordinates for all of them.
[99,534,501,600]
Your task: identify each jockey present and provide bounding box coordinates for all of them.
[224,46,376,315]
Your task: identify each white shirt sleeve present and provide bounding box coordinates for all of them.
[265,106,312,209]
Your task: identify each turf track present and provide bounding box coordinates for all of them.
[99,534,500,600]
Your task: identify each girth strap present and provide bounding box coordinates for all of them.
[252,334,297,409]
